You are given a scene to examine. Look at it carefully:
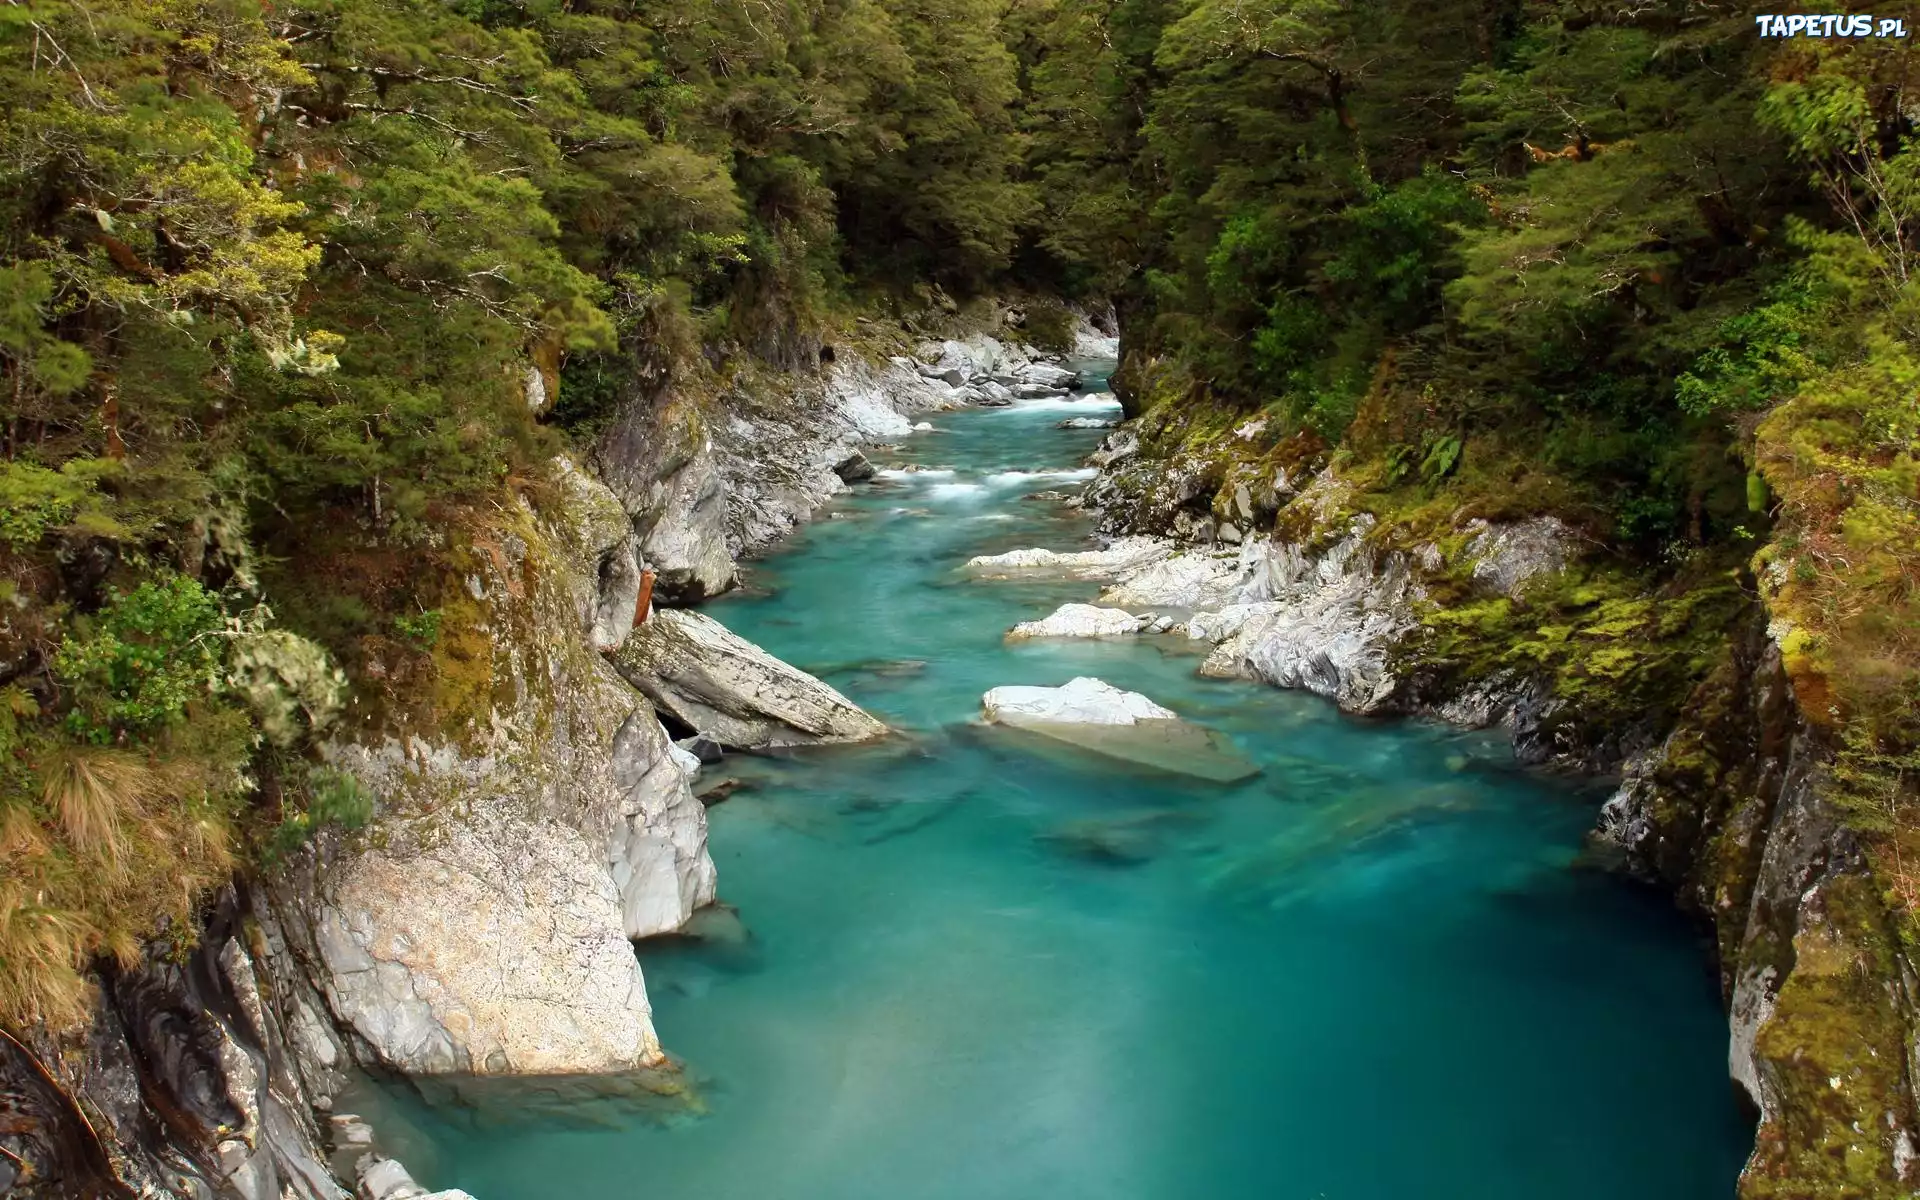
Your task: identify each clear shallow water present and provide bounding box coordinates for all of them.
[355,368,1751,1199]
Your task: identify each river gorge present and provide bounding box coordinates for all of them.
[334,362,1754,1199]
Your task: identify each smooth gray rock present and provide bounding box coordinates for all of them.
[611,608,889,750]
[595,398,737,604]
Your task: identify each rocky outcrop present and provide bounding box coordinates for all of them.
[1,458,715,1200]
[707,356,961,560]
[294,459,715,1088]
[1048,465,1585,744]
[911,336,1081,401]
[610,608,889,750]
[592,330,1101,600]
[1,889,351,1200]
[595,394,737,605]
[964,537,1172,580]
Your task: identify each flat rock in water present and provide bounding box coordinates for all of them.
[611,609,889,750]
[696,778,750,805]
[980,677,1259,783]
[1007,603,1140,640]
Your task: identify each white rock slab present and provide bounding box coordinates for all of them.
[1007,604,1141,640]
[982,677,1177,725]
[964,536,1172,580]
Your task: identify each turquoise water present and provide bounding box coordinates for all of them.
[358,368,1751,1198]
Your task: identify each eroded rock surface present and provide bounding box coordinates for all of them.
[964,537,1171,580]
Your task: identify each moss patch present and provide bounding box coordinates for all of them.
[1744,874,1917,1199]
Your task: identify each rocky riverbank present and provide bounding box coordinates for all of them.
[0,314,1106,1199]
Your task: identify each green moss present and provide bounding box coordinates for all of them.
[1393,558,1749,744]
[1744,874,1915,1199]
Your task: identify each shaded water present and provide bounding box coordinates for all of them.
[353,367,1751,1198]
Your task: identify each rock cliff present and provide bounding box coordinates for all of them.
[1597,622,1920,1195]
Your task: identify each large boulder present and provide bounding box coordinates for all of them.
[832,449,877,483]
[610,608,889,750]
[1007,603,1141,640]
[305,809,665,1077]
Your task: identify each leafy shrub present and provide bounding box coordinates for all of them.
[0,462,92,548]
[1019,300,1079,354]
[54,576,225,742]
[394,609,445,649]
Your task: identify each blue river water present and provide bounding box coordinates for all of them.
[353,366,1751,1199]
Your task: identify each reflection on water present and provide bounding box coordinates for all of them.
[344,371,1750,1200]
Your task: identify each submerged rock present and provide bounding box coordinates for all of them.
[981,677,1259,783]
[1007,603,1141,640]
[1038,809,1203,867]
[357,1155,477,1200]
[611,608,890,750]
[696,777,750,805]
[676,731,726,764]
[1057,416,1115,430]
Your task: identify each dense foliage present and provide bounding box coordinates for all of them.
[2,0,1916,1056]
[0,0,1034,1028]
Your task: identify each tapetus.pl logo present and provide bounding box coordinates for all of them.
[1754,12,1910,36]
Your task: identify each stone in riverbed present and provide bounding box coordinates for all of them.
[832,450,876,482]
[1057,417,1115,430]
[980,677,1260,783]
[357,1155,477,1200]
[1007,603,1141,640]
[610,608,890,750]
[696,777,750,805]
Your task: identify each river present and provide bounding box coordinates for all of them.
[351,362,1752,1199]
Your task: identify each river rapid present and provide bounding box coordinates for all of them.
[350,364,1751,1199]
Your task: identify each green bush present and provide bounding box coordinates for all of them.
[54,576,225,743]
